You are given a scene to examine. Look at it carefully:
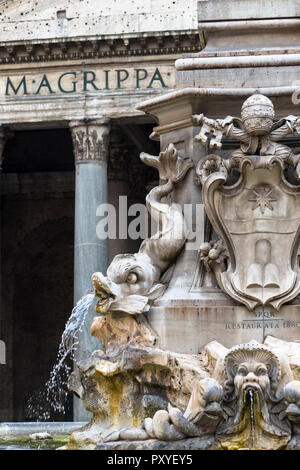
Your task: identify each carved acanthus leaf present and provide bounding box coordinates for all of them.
[70,120,110,162]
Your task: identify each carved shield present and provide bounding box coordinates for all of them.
[202,157,300,310]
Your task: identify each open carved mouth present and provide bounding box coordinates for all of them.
[91,273,119,313]
[242,383,260,395]
[91,272,150,316]
[242,384,262,409]
[233,383,264,425]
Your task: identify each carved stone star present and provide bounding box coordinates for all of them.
[248,186,277,214]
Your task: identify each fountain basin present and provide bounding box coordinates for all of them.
[0,422,87,450]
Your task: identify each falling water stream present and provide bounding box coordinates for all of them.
[249,389,255,448]
[27,293,95,420]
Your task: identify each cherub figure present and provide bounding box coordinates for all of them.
[193,93,300,178]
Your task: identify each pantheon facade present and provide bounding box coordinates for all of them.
[0,0,199,421]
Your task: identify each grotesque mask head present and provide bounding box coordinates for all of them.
[224,340,280,402]
[233,360,270,396]
[218,343,292,450]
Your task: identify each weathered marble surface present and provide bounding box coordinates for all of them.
[176,0,300,90]
[286,435,300,450]
[63,343,208,449]
[97,339,300,450]
[148,305,300,353]
[264,336,300,381]
[198,0,300,22]
[64,336,300,450]
[96,436,215,450]
[96,434,300,450]
[0,0,198,42]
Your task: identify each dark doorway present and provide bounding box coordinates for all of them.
[2,128,74,173]
[13,218,74,421]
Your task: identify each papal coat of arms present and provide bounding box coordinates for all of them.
[195,94,300,310]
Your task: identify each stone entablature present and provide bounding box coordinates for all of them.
[0,57,176,124]
[0,2,200,123]
[1,60,175,96]
[0,32,199,65]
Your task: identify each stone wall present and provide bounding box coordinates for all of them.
[0,0,198,42]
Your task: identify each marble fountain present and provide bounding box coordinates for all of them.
[5,0,300,452]
[62,92,300,450]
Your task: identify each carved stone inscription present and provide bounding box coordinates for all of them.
[225,310,300,331]
[2,65,174,97]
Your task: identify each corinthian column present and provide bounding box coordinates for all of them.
[70,118,110,421]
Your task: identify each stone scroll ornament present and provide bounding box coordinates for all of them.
[90,144,193,352]
[194,93,300,310]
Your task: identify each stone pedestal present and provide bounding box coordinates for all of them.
[135,85,300,355]
[134,0,300,359]
[70,118,110,421]
[177,0,300,94]
[64,1,300,450]
[148,304,300,353]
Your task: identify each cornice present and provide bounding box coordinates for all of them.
[0,31,199,65]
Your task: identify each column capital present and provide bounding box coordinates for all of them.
[69,118,111,164]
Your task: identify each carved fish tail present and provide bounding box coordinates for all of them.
[145,179,174,222]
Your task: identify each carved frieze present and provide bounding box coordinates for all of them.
[0,33,199,65]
